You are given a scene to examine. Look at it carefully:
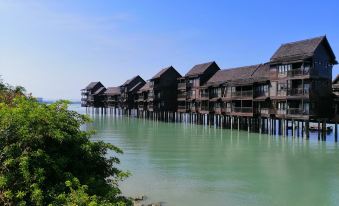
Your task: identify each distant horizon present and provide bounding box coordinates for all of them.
[1,0,339,100]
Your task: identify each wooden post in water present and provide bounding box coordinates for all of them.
[305,120,309,140]
[318,121,321,140]
[237,117,240,131]
[321,120,326,141]
[335,122,338,142]
[247,117,250,133]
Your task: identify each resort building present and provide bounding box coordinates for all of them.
[200,63,271,117]
[104,86,121,108]
[147,66,182,112]
[137,82,150,111]
[120,75,146,110]
[177,61,220,113]
[269,36,336,120]
[81,36,338,139]
[81,81,106,107]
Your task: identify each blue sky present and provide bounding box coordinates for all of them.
[0,0,338,100]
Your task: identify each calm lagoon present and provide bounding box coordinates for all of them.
[72,105,339,206]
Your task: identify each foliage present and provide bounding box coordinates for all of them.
[0,82,131,205]
[0,78,26,104]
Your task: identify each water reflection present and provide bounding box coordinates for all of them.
[78,108,339,206]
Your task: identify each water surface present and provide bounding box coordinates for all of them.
[73,105,339,206]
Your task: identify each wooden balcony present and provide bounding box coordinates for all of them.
[199,93,209,100]
[231,90,253,99]
[287,108,309,115]
[177,93,187,99]
[81,90,89,95]
[277,90,287,97]
[287,88,310,96]
[199,106,210,114]
[138,104,145,110]
[148,104,154,111]
[189,106,196,112]
[177,105,187,112]
[287,68,310,77]
[233,107,253,113]
[178,83,186,89]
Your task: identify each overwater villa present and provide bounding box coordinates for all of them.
[81,36,338,140]
[81,81,106,107]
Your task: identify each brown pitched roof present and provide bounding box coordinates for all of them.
[122,75,139,86]
[93,87,106,95]
[151,66,173,80]
[206,63,270,86]
[138,82,151,92]
[104,87,121,95]
[185,61,215,77]
[333,74,339,84]
[270,36,337,64]
[85,82,100,90]
[129,81,144,92]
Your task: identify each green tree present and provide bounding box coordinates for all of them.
[0,97,131,205]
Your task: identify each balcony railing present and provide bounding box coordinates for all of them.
[287,88,310,96]
[276,109,286,115]
[177,105,186,110]
[178,83,186,89]
[148,93,154,99]
[258,108,269,115]
[287,68,310,77]
[200,93,209,98]
[232,90,253,98]
[189,106,196,111]
[254,91,269,97]
[277,90,287,96]
[233,107,253,113]
[287,108,309,115]
[187,93,196,99]
[177,93,187,99]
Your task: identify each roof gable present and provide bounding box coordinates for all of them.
[206,63,270,86]
[104,87,121,95]
[333,74,339,84]
[151,66,179,80]
[85,81,103,90]
[185,61,215,77]
[270,36,337,64]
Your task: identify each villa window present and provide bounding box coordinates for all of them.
[278,64,291,74]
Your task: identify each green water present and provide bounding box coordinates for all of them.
[81,109,339,206]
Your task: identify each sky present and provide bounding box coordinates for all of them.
[0,0,338,100]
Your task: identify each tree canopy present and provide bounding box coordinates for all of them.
[0,80,131,205]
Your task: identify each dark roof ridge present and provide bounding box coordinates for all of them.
[279,35,325,46]
[250,64,263,76]
[221,63,261,71]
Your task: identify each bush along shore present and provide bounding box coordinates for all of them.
[0,79,132,205]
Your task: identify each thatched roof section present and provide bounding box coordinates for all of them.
[104,87,121,95]
[205,63,270,86]
[185,61,215,77]
[270,36,337,64]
